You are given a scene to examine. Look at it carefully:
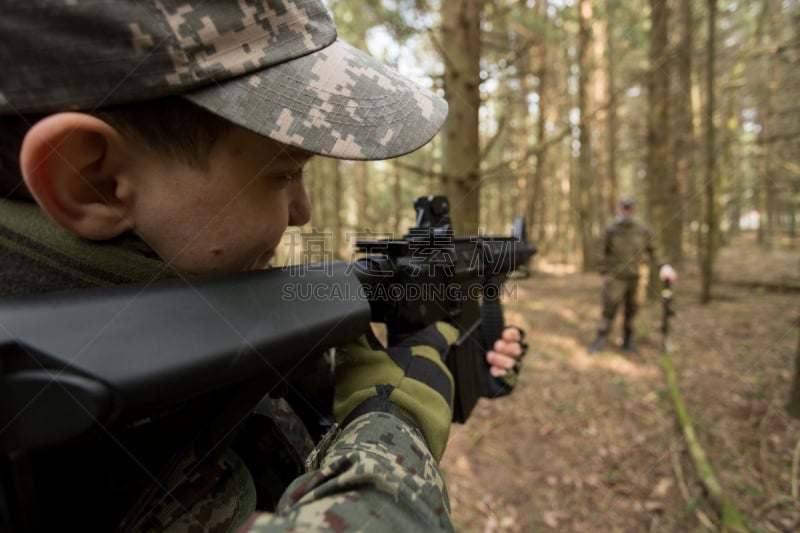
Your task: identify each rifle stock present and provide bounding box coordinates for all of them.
[0,261,370,454]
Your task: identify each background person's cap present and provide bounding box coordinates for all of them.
[0,0,448,160]
[619,196,636,207]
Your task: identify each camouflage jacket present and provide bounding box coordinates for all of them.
[596,217,665,280]
[0,200,453,532]
[135,400,452,533]
[241,411,452,532]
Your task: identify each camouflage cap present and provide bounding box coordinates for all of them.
[0,0,447,160]
[619,195,636,207]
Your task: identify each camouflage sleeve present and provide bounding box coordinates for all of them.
[239,412,453,532]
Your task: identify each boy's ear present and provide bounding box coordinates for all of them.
[19,112,134,240]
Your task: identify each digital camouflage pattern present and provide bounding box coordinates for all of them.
[596,217,664,280]
[131,405,453,532]
[244,412,453,532]
[131,447,255,533]
[595,216,666,336]
[598,276,640,335]
[0,0,447,160]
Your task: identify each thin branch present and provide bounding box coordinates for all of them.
[661,343,749,531]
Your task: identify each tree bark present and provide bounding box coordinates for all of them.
[577,0,596,272]
[604,0,618,221]
[647,0,674,297]
[700,0,718,304]
[675,0,700,263]
[440,0,484,233]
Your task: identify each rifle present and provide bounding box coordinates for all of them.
[0,195,535,531]
[353,195,536,420]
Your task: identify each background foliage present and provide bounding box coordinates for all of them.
[283,0,798,293]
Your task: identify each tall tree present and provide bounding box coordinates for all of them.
[531,0,551,249]
[440,0,484,233]
[756,44,774,249]
[602,0,619,220]
[674,0,698,261]
[577,0,596,272]
[700,0,718,303]
[307,157,344,258]
[646,0,676,293]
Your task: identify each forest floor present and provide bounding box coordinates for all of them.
[440,232,800,533]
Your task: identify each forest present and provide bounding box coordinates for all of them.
[283,1,799,531]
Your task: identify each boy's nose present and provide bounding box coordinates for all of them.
[288,182,311,227]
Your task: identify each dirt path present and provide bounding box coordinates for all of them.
[441,237,800,532]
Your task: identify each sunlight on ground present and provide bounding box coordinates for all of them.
[552,304,583,325]
[532,329,661,381]
[536,261,578,276]
[570,350,661,380]
[452,454,475,477]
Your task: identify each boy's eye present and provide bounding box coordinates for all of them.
[283,170,304,182]
[268,170,304,185]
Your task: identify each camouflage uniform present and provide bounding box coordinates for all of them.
[1,1,453,531]
[593,210,665,350]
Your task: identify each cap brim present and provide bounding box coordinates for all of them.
[183,39,447,161]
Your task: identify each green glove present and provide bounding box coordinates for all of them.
[333,322,459,462]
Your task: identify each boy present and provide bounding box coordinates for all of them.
[0,1,526,531]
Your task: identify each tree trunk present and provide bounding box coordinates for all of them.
[392,159,403,237]
[788,312,800,418]
[604,0,618,221]
[592,8,609,221]
[529,0,549,250]
[676,0,700,265]
[700,0,718,304]
[577,0,596,272]
[647,0,673,297]
[441,0,483,233]
[355,161,370,231]
[308,156,344,257]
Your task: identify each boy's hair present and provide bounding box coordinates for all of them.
[93,98,232,166]
[0,98,231,198]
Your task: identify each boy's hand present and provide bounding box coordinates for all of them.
[484,326,528,396]
[487,326,528,378]
[333,322,459,462]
